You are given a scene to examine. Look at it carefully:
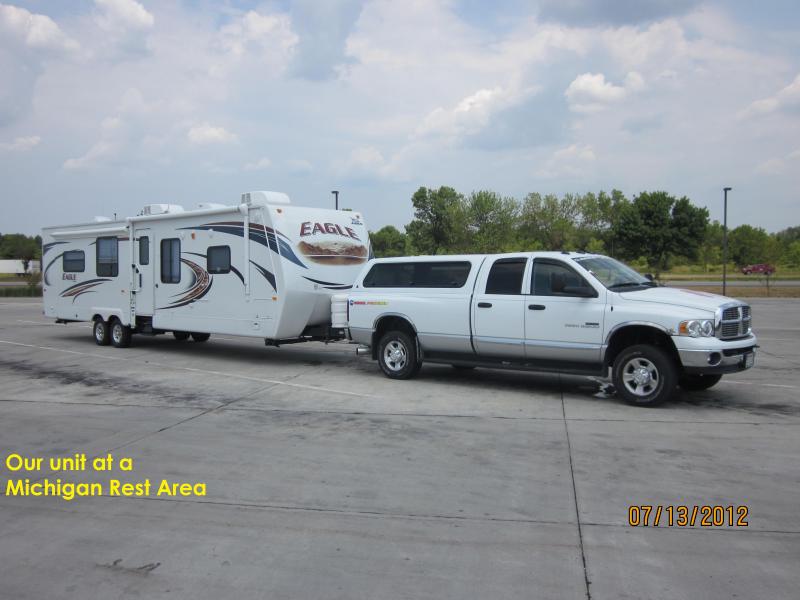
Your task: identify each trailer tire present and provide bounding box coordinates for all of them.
[110,319,132,348]
[191,332,211,342]
[679,373,723,391]
[378,330,421,379]
[93,318,110,346]
[173,331,190,341]
[612,344,677,407]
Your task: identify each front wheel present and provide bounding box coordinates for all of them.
[93,319,110,346]
[378,330,421,379]
[679,373,722,391]
[173,331,190,341]
[612,344,677,407]
[191,332,210,342]
[110,319,132,348]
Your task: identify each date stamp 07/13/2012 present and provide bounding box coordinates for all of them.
[628,505,749,527]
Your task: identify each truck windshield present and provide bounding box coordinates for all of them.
[573,256,655,290]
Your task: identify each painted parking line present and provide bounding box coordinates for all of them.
[0,338,374,399]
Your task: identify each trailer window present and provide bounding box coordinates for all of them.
[63,250,85,273]
[207,245,230,274]
[96,237,118,277]
[485,258,526,295]
[363,261,471,288]
[161,238,181,283]
[139,236,149,265]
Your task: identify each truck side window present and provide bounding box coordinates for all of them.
[161,238,181,283]
[363,262,471,288]
[485,258,526,295]
[207,245,231,274]
[139,236,149,265]
[96,237,119,277]
[532,261,588,296]
[63,250,85,273]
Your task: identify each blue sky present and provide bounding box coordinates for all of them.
[1,0,799,235]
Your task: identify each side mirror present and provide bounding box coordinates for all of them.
[644,273,654,282]
[563,285,597,298]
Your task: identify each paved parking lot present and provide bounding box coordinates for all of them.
[1,298,798,599]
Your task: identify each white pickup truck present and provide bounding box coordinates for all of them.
[345,252,756,406]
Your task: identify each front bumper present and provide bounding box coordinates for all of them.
[674,334,757,374]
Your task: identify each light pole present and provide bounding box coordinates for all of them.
[722,187,732,296]
[331,190,339,210]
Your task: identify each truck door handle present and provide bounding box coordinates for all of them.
[477,302,493,308]
[528,304,546,310]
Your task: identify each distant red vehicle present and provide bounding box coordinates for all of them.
[741,263,775,275]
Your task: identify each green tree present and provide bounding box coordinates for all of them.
[728,225,769,266]
[405,186,468,254]
[786,240,800,268]
[699,221,723,272]
[0,234,40,261]
[614,191,708,277]
[369,226,407,258]
[518,193,578,250]
[465,190,518,252]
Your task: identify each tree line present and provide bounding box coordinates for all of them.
[370,187,800,276]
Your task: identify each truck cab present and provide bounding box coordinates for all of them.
[346,252,757,406]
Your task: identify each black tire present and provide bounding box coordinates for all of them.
[93,319,110,346]
[110,318,132,348]
[191,332,210,342]
[377,330,421,379]
[451,365,476,370]
[612,344,677,407]
[679,373,723,391]
[173,331,190,341]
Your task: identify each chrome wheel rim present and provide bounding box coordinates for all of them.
[383,340,407,372]
[112,323,123,344]
[622,357,659,397]
[94,322,105,342]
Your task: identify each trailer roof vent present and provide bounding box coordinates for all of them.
[142,204,185,216]
[242,191,291,206]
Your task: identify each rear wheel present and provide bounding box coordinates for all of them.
[173,331,190,341]
[679,373,722,391]
[378,330,421,379]
[612,344,677,407]
[191,332,210,342]
[110,319,132,348]
[93,319,110,346]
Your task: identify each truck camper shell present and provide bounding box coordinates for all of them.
[42,191,371,343]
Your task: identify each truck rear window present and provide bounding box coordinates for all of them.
[363,262,471,288]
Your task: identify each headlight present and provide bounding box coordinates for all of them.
[678,319,715,337]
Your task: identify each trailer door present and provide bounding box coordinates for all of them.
[134,228,154,315]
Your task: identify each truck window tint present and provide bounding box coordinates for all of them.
[96,237,118,277]
[207,245,230,274]
[485,258,526,294]
[363,262,471,288]
[532,262,587,296]
[139,236,149,265]
[161,238,181,283]
[63,250,85,273]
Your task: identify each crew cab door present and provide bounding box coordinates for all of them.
[472,256,528,358]
[524,258,606,364]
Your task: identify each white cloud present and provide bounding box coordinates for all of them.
[565,72,644,113]
[94,0,154,31]
[754,149,800,176]
[187,123,237,145]
[286,158,313,173]
[739,74,800,119]
[536,143,596,178]
[219,10,297,66]
[243,157,272,171]
[0,135,40,151]
[0,3,78,51]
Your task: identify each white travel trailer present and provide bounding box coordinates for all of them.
[42,191,371,347]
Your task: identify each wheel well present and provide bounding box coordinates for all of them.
[605,325,680,367]
[372,316,416,359]
[92,314,104,323]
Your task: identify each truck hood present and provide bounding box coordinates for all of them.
[617,287,732,313]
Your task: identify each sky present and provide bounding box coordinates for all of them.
[1,0,799,236]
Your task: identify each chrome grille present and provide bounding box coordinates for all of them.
[718,303,752,340]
